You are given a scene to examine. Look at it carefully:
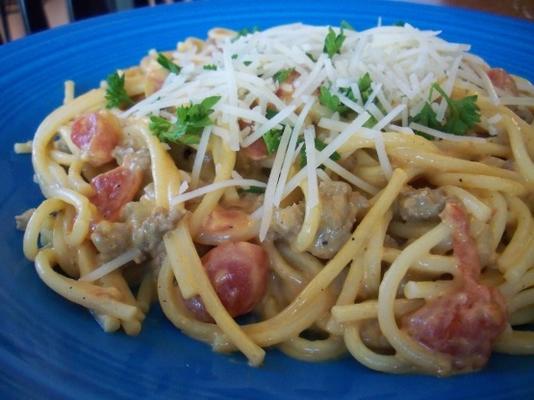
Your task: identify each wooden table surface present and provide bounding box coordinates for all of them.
[412,0,534,20]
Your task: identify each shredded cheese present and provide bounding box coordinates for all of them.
[170,178,267,206]
[191,126,212,187]
[79,248,143,283]
[303,127,319,209]
[259,125,293,241]
[409,122,487,142]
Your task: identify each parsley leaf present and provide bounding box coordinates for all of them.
[105,72,133,109]
[239,186,265,194]
[358,72,373,104]
[299,137,340,168]
[273,68,295,84]
[306,52,317,62]
[149,96,221,145]
[393,20,406,27]
[410,102,441,139]
[232,26,259,41]
[203,64,218,71]
[363,115,378,129]
[411,83,481,138]
[266,107,278,119]
[156,53,181,74]
[432,83,480,135]
[262,128,283,154]
[243,61,252,66]
[340,20,354,31]
[323,27,346,58]
[319,86,347,114]
[231,54,238,60]
[336,72,373,107]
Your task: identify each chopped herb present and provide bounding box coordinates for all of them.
[232,26,259,41]
[358,72,373,104]
[243,61,252,66]
[263,128,283,154]
[306,52,317,62]
[432,83,480,135]
[266,108,278,119]
[239,186,265,194]
[334,72,374,108]
[203,64,218,71]
[156,53,181,74]
[340,20,354,31]
[363,115,378,128]
[410,103,441,139]
[299,137,340,168]
[410,83,480,138]
[318,86,347,114]
[394,20,406,27]
[273,68,295,84]
[105,72,133,109]
[323,27,346,58]
[231,54,238,60]
[149,96,221,145]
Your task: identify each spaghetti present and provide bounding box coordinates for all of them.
[15,23,534,375]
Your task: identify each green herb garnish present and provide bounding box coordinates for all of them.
[323,27,346,58]
[319,86,347,114]
[299,137,340,167]
[149,96,221,145]
[306,52,317,62]
[105,72,133,109]
[432,84,480,135]
[232,26,259,41]
[203,64,218,71]
[239,186,266,194]
[266,108,278,119]
[156,53,181,74]
[411,83,480,138]
[273,68,295,84]
[263,128,283,154]
[358,72,373,104]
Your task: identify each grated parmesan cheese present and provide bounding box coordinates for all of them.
[79,248,143,283]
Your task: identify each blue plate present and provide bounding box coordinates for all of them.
[0,1,533,398]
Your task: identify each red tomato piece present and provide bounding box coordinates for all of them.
[403,282,507,371]
[487,68,518,96]
[441,201,482,281]
[90,166,142,221]
[184,242,269,322]
[242,138,268,160]
[402,202,507,371]
[196,206,258,245]
[71,112,122,167]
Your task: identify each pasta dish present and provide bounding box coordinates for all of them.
[15,23,534,376]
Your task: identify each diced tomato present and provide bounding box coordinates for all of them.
[242,139,268,160]
[441,202,481,281]
[403,283,507,370]
[402,202,507,371]
[184,242,269,322]
[196,206,258,245]
[239,118,268,160]
[71,112,122,167]
[487,68,518,96]
[90,166,142,221]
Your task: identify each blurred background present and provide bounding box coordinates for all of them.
[1,0,532,44]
